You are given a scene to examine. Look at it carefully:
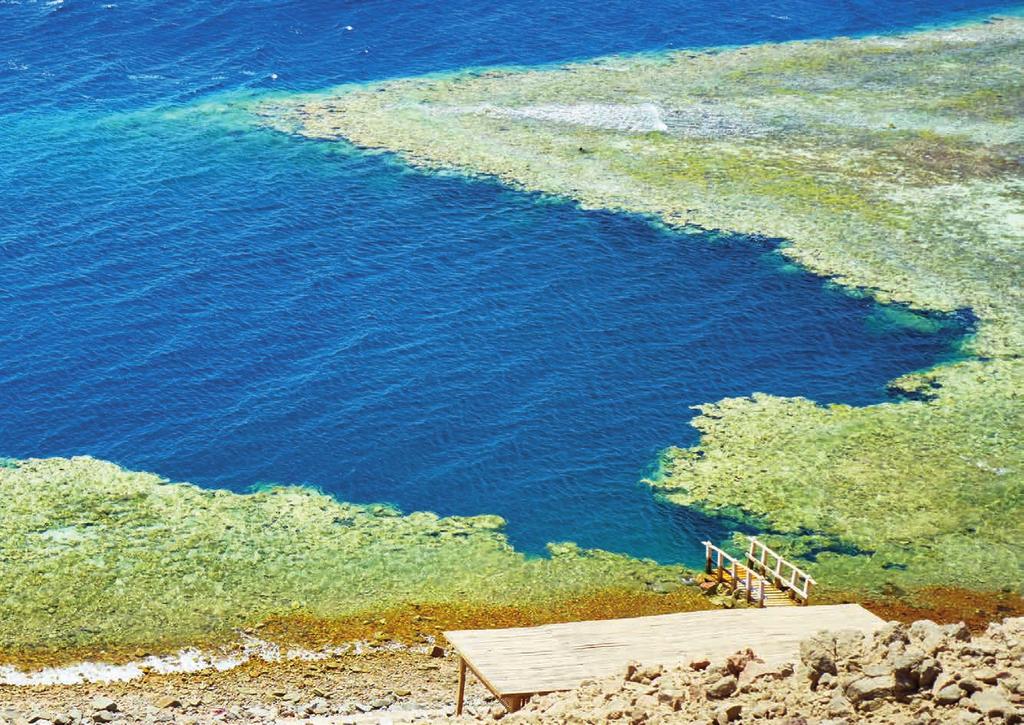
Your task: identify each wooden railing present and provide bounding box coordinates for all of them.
[746,537,815,605]
[702,540,769,608]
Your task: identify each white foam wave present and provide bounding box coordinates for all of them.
[0,634,404,686]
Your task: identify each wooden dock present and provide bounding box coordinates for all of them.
[446,603,884,713]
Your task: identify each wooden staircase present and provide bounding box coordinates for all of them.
[719,563,795,607]
[702,538,816,608]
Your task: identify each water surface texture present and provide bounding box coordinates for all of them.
[0,0,992,564]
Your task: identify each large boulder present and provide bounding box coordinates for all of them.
[845,675,894,705]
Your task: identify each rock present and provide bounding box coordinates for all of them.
[624,661,640,681]
[634,694,659,712]
[969,688,1014,717]
[944,622,971,642]
[705,676,737,699]
[800,633,838,679]
[935,684,963,705]
[958,677,983,693]
[972,668,1000,684]
[91,713,114,724]
[862,663,891,677]
[657,689,685,710]
[90,698,117,714]
[916,658,942,689]
[637,664,663,683]
[827,695,854,717]
[891,648,928,692]
[908,620,947,654]
[282,691,302,703]
[818,672,836,688]
[689,658,711,671]
[725,649,758,676]
[368,695,395,709]
[845,675,893,704]
[429,645,445,658]
[715,703,742,724]
[738,661,784,690]
[51,715,71,725]
[834,630,866,659]
[875,621,910,646]
[155,696,181,709]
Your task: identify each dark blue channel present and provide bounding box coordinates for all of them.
[0,0,988,565]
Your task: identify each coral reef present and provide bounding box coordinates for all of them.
[256,16,1024,594]
[0,457,703,664]
[491,617,1024,723]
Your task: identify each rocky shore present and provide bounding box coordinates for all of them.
[0,647,490,725]
[3,616,1022,724]
[487,616,1024,724]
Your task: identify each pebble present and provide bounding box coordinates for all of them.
[90,698,117,713]
[154,695,181,709]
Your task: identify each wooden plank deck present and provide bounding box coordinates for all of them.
[445,604,884,712]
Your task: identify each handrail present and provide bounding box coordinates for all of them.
[746,537,815,604]
[701,541,770,608]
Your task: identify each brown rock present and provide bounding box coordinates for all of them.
[715,703,742,724]
[738,661,784,691]
[705,676,737,699]
[725,649,758,676]
[155,695,181,709]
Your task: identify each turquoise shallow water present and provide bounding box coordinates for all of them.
[0,0,988,565]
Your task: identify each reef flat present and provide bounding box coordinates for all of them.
[257,17,1024,593]
[0,457,702,665]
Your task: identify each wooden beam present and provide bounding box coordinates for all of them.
[456,656,467,715]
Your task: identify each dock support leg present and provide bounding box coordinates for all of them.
[456,656,467,715]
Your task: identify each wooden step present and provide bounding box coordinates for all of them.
[713,565,800,607]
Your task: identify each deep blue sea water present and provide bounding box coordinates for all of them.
[0,0,1003,565]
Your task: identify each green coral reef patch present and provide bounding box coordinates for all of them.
[0,457,691,662]
[256,16,1024,593]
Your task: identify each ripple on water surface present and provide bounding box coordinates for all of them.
[0,105,967,565]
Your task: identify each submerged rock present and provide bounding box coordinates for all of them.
[258,14,1024,597]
